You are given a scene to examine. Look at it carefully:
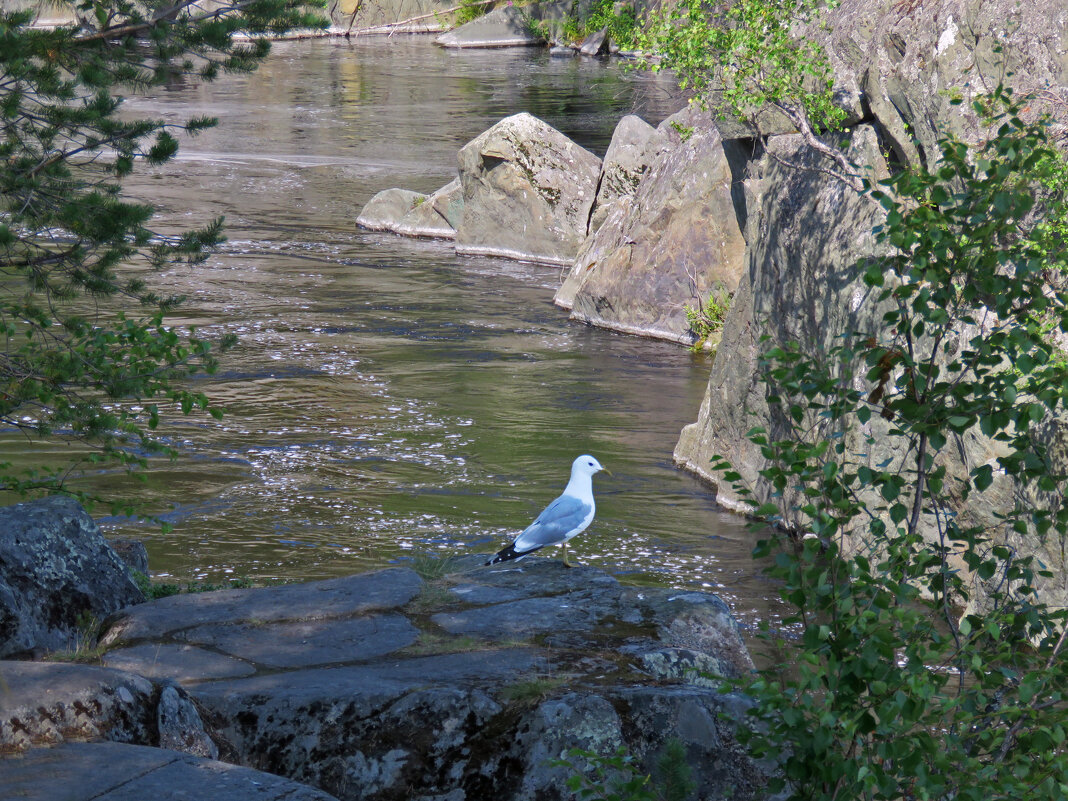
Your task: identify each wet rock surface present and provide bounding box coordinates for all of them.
[2,560,762,800]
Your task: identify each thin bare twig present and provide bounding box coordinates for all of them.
[347,0,497,33]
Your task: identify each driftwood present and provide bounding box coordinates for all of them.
[346,0,498,35]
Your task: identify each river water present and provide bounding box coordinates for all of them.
[16,37,781,625]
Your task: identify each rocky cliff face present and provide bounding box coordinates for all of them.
[674,0,1068,606]
[821,0,1068,170]
[675,127,891,514]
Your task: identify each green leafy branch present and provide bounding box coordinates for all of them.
[0,0,326,511]
[715,86,1068,801]
[684,287,730,352]
[553,741,696,801]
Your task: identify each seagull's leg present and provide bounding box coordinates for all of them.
[562,542,572,568]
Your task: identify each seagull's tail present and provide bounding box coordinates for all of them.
[485,543,541,566]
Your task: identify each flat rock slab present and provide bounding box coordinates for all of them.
[0,559,763,801]
[0,740,338,801]
[431,591,622,639]
[101,568,422,646]
[102,643,256,683]
[177,612,419,669]
[190,647,548,707]
[456,560,620,602]
[435,560,754,676]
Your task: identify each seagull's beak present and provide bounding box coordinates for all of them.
[601,466,612,477]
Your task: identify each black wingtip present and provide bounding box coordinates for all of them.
[485,543,540,566]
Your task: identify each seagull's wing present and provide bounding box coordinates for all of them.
[512,493,593,553]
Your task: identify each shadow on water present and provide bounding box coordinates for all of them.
[0,37,786,629]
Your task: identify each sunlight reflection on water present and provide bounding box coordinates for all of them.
[0,37,787,629]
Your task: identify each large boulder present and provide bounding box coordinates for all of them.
[455,112,602,266]
[587,114,668,234]
[433,4,543,48]
[555,106,747,344]
[0,495,145,658]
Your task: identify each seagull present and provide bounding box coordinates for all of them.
[486,454,610,568]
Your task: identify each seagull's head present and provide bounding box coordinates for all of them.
[573,454,611,478]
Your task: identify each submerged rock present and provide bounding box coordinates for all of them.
[455,112,602,266]
[0,496,145,658]
[355,188,427,232]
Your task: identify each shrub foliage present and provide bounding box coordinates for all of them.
[638,0,1068,796]
[715,88,1068,801]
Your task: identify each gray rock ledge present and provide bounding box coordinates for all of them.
[2,559,764,801]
